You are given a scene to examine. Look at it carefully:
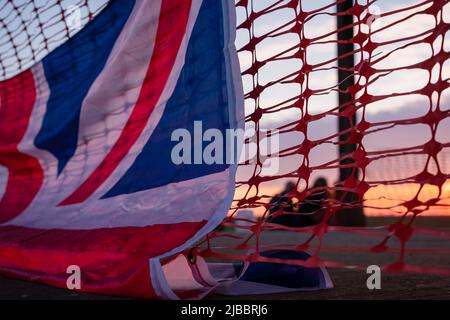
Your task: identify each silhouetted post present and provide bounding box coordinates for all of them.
[335,0,365,226]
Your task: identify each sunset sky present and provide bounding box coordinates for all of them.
[234,0,450,217]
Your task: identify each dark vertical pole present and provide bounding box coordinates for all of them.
[335,0,365,226]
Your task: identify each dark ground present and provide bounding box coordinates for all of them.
[1,217,449,300]
[1,268,448,300]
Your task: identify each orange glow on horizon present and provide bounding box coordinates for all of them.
[364,180,450,217]
[232,180,450,218]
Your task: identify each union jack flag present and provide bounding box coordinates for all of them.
[0,0,243,298]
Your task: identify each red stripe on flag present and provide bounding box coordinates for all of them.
[0,70,43,224]
[0,220,206,298]
[60,0,193,206]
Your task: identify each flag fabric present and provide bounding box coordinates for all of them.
[219,250,333,295]
[0,0,243,299]
[162,250,333,299]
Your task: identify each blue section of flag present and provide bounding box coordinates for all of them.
[104,0,231,198]
[240,250,327,289]
[35,0,135,174]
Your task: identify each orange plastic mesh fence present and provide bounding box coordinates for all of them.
[197,0,450,275]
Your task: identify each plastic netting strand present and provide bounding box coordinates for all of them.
[0,0,109,80]
[197,0,450,275]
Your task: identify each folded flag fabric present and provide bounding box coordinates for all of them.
[227,250,333,295]
[161,250,332,299]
